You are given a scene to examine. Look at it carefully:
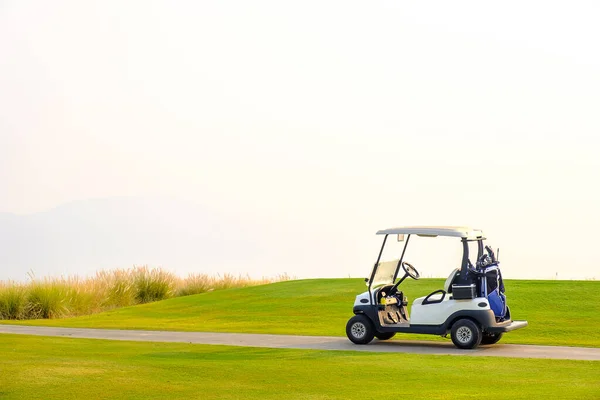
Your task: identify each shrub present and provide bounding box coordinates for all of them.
[65,277,105,316]
[132,266,176,304]
[177,273,213,296]
[26,280,69,319]
[97,269,136,309]
[0,283,28,319]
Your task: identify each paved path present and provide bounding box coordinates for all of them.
[1,325,599,361]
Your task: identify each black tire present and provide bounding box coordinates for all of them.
[450,319,482,349]
[346,314,375,345]
[481,332,503,345]
[374,332,396,341]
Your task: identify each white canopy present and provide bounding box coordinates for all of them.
[376,226,484,239]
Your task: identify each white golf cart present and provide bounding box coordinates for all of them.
[346,226,527,349]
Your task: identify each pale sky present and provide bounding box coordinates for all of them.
[1,1,599,280]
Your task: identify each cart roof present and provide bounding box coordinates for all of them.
[376,226,484,239]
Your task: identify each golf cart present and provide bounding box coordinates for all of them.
[346,226,527,349]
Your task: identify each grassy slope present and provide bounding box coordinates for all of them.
[1,334,599,400]
[3,279,599,347]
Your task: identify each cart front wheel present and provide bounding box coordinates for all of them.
[346,314,375,345]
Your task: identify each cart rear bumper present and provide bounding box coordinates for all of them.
[486,319,528,333]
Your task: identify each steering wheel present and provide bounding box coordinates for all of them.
[387,261,420,296]
[402,262,420,280]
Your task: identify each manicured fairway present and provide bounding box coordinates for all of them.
[1,334,599,400]
[3,279,599,347]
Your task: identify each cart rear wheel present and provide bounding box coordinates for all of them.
[481,332,503,345]
[346,314,375,344]
[374,332,396,341]
[450,319,482,349]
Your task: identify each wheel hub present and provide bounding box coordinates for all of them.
[351,322,366,339]
[456,326,472,344]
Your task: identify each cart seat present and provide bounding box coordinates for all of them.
[444,268,460,292]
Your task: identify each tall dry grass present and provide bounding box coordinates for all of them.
[0,267,288,320]
[177,273,286,296]
[0,282,28,319]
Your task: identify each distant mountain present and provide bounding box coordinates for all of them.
[0,197,262,281]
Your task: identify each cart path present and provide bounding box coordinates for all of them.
[1,325,599,361]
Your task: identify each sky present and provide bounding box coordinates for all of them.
[1,0,599,280]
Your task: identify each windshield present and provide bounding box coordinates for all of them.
[370,235,406,287]
[371,259,398,287]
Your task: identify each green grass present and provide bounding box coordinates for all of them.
[3,279,599,347]
[0,334,598,400]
